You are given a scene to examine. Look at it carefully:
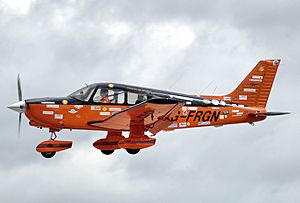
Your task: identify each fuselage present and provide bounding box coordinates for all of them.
[24,82,266,133]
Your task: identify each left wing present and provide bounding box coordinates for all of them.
[88,98,183,133]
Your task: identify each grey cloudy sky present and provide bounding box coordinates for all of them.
[1,0,300,202]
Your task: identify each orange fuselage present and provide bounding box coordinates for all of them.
[26,102,266,132]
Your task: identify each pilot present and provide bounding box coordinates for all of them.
[100,89,110,103]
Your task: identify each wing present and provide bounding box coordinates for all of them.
[88,98,183,134]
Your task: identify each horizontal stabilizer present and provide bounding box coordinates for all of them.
[249,112,290,117]
[264,112,291,116]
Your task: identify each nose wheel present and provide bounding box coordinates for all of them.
[39,132,57,158]
[36,131,72,159]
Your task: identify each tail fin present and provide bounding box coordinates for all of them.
[224,59,281,107]
[200,59,281,107]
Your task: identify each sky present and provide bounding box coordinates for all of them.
[1,0,300,202]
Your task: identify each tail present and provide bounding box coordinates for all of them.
[201,59,281,108]
[222,59,281,107]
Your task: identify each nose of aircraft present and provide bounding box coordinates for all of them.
[8,100,26,113]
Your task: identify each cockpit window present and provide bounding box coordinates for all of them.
[69,85,96,102]
[127,91,147,104]
[93,88,125,104]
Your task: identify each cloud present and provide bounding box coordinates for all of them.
[0,0,32,15]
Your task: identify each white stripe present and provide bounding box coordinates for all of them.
[239,95,248,100]
[249,79,262,82]
[100,112,110,116]
[244,88,256,93]
[109,107,122,112]
[41,102,55,104]
[252,75,263,79]
[42,111,53,115]
[54,114,63,119]
[46,104,59,108]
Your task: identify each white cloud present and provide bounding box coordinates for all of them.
[101,21,132,43]
[149,23,195,50]
[1,0,32,15]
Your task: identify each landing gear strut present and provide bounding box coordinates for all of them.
[50,131,57,140]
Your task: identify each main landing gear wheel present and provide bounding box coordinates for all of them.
[126,148,140,155]
[41,152,56,158]
[101,150,114,155]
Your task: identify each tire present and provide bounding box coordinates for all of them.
[41,152,56,158]
[125,148,140,155]
[101,150,114,155]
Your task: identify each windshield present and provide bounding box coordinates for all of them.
[68,85,96,102]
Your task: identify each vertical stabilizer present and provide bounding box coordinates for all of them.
[200,59,281,108]
[225,59,280,107]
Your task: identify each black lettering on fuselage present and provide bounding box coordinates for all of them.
[170,110,221,123]
[186,110,196,122]
[210,111,221,122]
[193,111,203,122]
[202,111,212,122]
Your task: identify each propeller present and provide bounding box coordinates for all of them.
[17,74,23,137]
[7,74,26,137]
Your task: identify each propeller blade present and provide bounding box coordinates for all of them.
[17,74,22,101]
[18,113,22,137]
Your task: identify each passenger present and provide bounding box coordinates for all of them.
[100,89,110,103]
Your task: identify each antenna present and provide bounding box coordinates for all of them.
[212,86,217,95]
[200,80,214,94]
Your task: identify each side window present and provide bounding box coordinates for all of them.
[127,92,147,104]
[93,88,125,104]
[127,92,138,104]
[93,88,101,103]
[116,91,125,104]
[93,88,112,103]
[85,89,95,102]
[110,89,125,104]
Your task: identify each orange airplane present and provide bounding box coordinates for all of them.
[8,59,289,158]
